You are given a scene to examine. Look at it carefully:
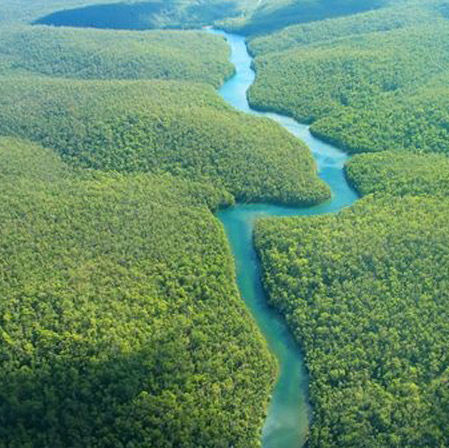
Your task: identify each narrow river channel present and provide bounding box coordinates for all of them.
[208,29,359,448]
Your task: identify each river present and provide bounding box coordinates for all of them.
[208,29,359,448]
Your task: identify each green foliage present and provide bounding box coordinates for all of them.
[310,81,449,155]
[0,25,233,87]
[220,0,386,36]
[345,151,449,197]
[250,5,449,443]
[0,77,329,205]
[0,0,125,23]
[248,2,449,155]
[0,0,259,25]
[33,0,248,31]
[248,4,434,55]
[0,136,275,447]
[255,195,449,447]
[249,20,449,123]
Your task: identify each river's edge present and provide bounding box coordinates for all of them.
[211,28,359,448]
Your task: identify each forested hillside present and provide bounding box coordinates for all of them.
[0,3,335,445]
[0,19,329,206]
[311,81,449,155]
[0,77,329,205]
[1,0,259,26]
[248,4,434,55]
[346,151,449,197]
[252,14,449,434]
[255,195,449,447]
[3,0,449,446]
[221,0,387,36]
[0,26,233,86]
[248,1,449,155]
[249,2,449,446]
[0,137,276,447]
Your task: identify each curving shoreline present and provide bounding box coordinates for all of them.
[208,29,359,447]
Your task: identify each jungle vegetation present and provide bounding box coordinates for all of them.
[0,25,233,87]
[0,136,276,447]
[255,195,449,447]
[0,77,329,205]
[0,1,332,445]
[346,151,449,197]
[248,1,449,155]
[311,80,449,155]
[2,0,449,446]
[220,0,387,36]
[0,6,332,445]
[248,4,435,55]
[1,0,260,26]
[250,2,449,445]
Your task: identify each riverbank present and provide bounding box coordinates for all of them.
[208,29,358,448]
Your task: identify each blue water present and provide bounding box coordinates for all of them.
[208,29,358,448]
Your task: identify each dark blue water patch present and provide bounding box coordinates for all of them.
[33,1,241,30]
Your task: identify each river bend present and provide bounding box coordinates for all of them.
[208,29,358,448]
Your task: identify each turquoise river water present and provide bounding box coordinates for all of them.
[208,29,359,448]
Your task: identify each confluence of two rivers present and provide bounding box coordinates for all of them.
[209,29,359,448]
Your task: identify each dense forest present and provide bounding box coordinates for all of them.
[249,1,449,445]
[220,0,387,36]
[1,0,260,26]
[253,16,449,435]
[248,1,449,155]
[2,0,449,446]
[311,81,449,155]
[345,151,449,197]
[248,4,435,55]
[0,26,233,86]
[0,77,328,205]
[255,194,449,447]
[0,3,333,446]
[0,136,276,447]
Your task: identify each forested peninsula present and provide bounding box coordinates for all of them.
[0,137,276,447]
[0,5,295,446]
[249,2,449,446]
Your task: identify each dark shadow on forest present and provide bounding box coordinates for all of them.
[33,1,240,30]
[0,343,184,446]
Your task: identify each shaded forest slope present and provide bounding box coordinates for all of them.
[248,1,449,155]
[0,136,276,447]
